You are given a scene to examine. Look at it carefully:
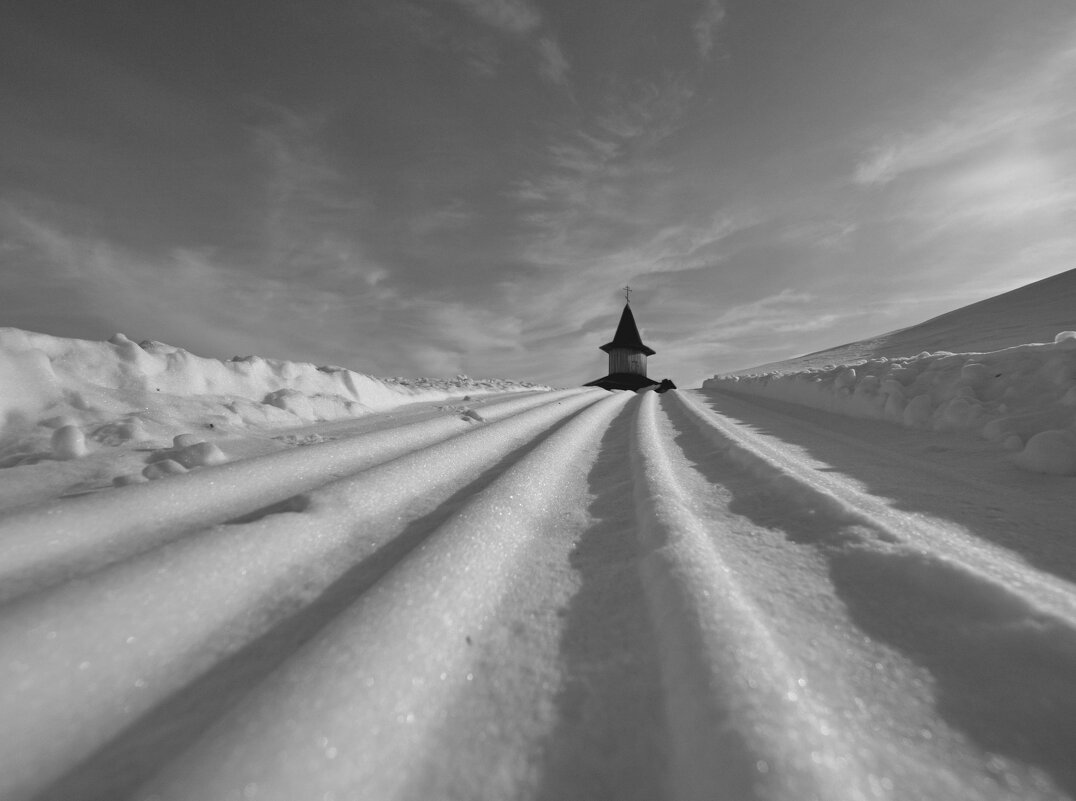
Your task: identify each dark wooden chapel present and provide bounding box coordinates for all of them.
[584,288,662,392]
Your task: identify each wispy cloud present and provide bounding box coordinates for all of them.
[446,0,570,87]
[507,135,761,344]
[407,199,474,238]
[510,130,627,227]
[707,289,828,337]
[777,218,858,252]
[931,152,1076,227]
[845,30,1076,299]
[537,37,571,86]
[246,104,374,280]
[387,4,502,77]
[853,111,1039,186]
[658,288,856,377]
[693,0,727,61]
[0,205,533,378]
[853,37,1076,187]
[596,74,698,146]
[856,130,1076,247]
[671,212,757,256]
[450,0,541,35]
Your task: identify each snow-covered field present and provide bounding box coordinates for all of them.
[3,271,1076,800]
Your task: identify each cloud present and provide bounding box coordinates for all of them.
[845,30,1076,291]
[596,74,698,146]
[504,90,764,338]
[507,168,762,350]
[499,70,722,332]
[933,152,1076,227]
[852,112,1033,186]
[537,37,571,86]
[3,199,555,381]
[708,288,821,335]
[388,4,502,77]
[509,130,629,230]
[853,35,1076,187]
[407,199,475,238]
[856,133,1076,248]
[776,219,858,252]
[246,105,370,272]
[693,0,727,60]
[450,0,541,35]
[441,0,570,88]
[648,212,760,267]
[661,288,859,379]
[1,205,434,372]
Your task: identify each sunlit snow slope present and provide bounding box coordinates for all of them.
[737,267,1076,372]
[2,268,1076,801]
[707,268,1076,475]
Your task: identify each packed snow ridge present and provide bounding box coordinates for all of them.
[706,332,1076,475]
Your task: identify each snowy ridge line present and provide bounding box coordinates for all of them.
[0,389,608,801]
[632,392,860,801]
[705,333,1076,476]
[0,387,594,604]
[135,392,634,801]
[672,389,1076,625]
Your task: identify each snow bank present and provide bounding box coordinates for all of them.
[705,332,1076,475]
[0,327,542,466]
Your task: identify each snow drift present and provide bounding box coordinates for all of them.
[0,327,542,472]
[705,269,1076,475]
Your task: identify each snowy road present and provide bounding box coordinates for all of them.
[4,388,1076,801]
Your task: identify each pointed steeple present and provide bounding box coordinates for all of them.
[599,303,656,356]
[583,294,660,391]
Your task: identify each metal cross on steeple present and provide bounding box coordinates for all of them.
[623,285,632,303]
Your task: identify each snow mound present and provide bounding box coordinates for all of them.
[705,334,1076,475]
[0,328,542,470]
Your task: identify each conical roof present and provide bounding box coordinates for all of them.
[600,303,655,356]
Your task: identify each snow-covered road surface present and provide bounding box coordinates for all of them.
[4,388,1076,801]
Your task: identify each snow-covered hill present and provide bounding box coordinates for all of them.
[740,268,1076,371]
[706,268,1076,474]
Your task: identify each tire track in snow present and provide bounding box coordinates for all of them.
[9,385,1074,801]
[669,389,1076,799]
[697,388,1076,588]
[133,391,634,801]
[631,391,869,801]
[0,388,594,603]
[672,389,1076,626]
[0,390,606,801]
[660,393,1052,801]
[532,399,668,801]
[389,396,668,801]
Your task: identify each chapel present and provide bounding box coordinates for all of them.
[584,288,662,392]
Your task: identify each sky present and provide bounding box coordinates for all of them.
[2,0,1076,388]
